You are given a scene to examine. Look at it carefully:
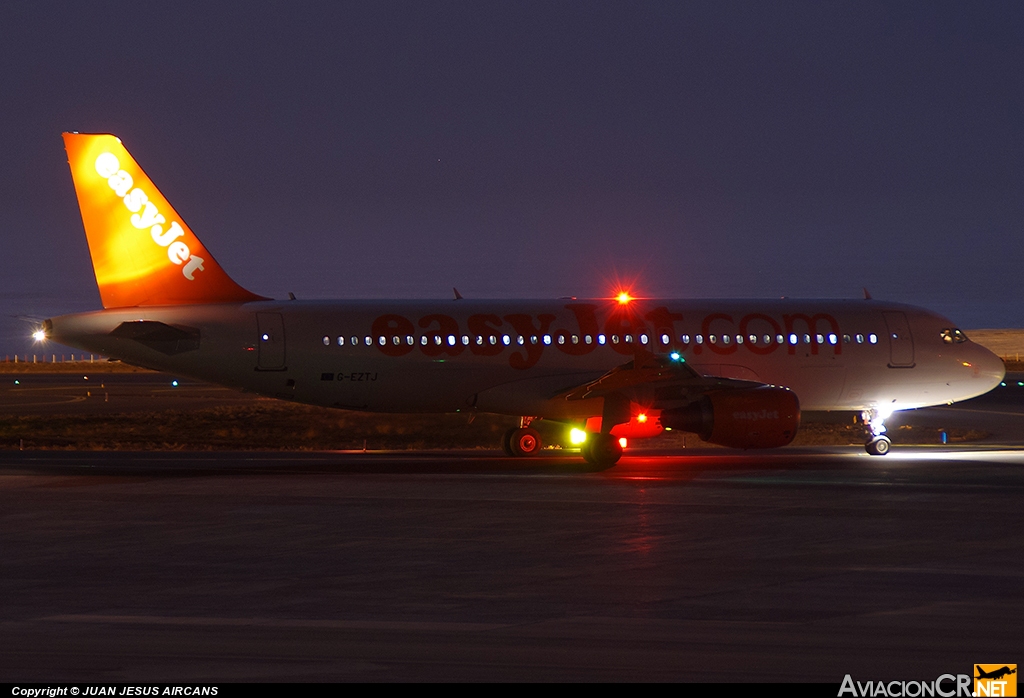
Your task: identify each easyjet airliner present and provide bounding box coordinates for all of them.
[39,133,1005,465]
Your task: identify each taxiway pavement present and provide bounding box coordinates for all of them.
[0,446,1021,681]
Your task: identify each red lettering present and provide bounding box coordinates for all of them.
[738,313,781,356]
[371,314,416,357]
[503,313,556,369]
[418,314,464,357]
[604,306,647,356]
[645,306,684,349]
[782,313,841,356]
[701,313,737,355]
[555,304,599,356]
[467,314,504,356]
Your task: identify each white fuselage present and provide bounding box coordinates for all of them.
[47,298,1005,422]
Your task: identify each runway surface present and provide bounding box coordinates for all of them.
[1,446,1022,682]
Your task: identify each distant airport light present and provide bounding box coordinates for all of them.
[569,428,588,445]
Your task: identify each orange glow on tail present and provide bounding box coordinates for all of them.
[63,133,266,308]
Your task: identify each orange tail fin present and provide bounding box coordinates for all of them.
[63,133,266,308]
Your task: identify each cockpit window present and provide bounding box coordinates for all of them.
[940,328,968,344]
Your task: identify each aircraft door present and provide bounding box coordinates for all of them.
[883,312,914,367]
[256,312,286,370]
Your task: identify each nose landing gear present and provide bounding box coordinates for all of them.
[862,408,892,456]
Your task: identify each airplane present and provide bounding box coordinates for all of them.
[37,132,1005,466]
[976,667,1017,681]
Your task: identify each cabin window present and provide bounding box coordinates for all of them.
[392,336,401,346]
[517,336,525,345]
[611,335,620,345]
[571,334,579,345]
[624,334,634,344]
[530,335,539,345]
[378,336,386,346]
[322,336,330,346]
[447,335,457,346]
[828,334,837,345]
[661,334,670,345]
[720,335,729,345]
[788,334,798,345]
[557,335,565,345]
[816,334,824,344]
[542,334,552,345]
[695,335,704,344]
[337,336,345,346]
[406,335,414,345]
[351,336,359,346]
[843,334,851,344]
[681,334,690,344]
[585,335,593,345]
[502,335,511,346]
[868,333,878,344]
[639,334,649,345]
[855,334,864,344]
[598,334,607,345]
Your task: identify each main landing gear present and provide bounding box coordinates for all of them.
[580,433,623,468]
[862,408,892,456]
[502,418,542,457]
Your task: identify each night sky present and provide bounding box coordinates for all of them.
[1,2,1022,354]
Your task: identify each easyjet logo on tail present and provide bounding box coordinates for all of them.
[93,152,205,280]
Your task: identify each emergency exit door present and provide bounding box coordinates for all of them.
[883,312,914,367]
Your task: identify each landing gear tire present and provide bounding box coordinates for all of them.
[508,427,542,457]
[866,435,891,456]
[501,427,516,456]
[581,433,623,468]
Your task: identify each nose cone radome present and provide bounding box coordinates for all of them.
[967,342,1005,397]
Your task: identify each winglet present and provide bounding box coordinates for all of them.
[63,133,267,308]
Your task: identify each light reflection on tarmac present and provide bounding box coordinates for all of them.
[0,374,1022,681]
[1,446,1022,681]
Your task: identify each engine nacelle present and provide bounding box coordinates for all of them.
[660,386,800,449]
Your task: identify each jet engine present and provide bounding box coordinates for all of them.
[660,386,800,449]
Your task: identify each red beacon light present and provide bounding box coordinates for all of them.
[616,291,633,304]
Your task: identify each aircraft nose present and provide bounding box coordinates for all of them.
[971,342,1005,392]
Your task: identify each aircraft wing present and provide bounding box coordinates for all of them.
[556,355,765,407]
[554,355,801,449]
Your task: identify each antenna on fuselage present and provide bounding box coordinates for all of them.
[453,287,463,300]
[863,287,873,300]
